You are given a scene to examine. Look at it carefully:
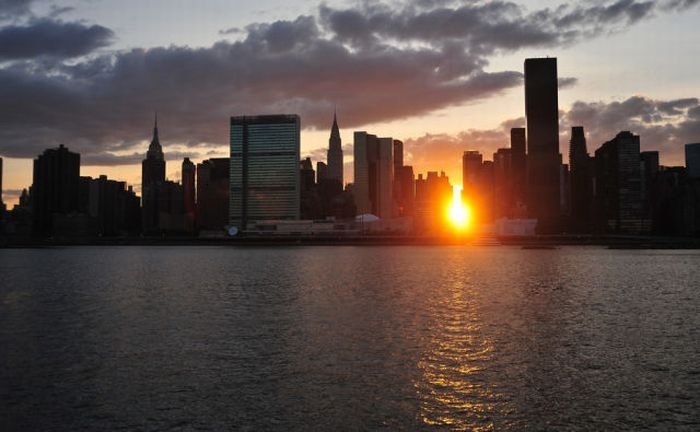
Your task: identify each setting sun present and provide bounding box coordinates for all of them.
[447,187,471,230]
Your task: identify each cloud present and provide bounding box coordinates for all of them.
[558,77,578,89]
[562,95,700,162]
[386,95,700,181]
[0,19,114,59]
[0,0,35,20]
[0,0,698,164]
[1,188,25,200]
[81,150,205,166]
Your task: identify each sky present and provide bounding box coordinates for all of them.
[1,0,700,208]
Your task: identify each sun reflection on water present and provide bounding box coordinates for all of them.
[415,280,502,431]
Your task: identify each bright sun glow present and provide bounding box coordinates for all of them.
[447,187,471,230]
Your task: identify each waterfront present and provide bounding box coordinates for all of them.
[1,246,699,430]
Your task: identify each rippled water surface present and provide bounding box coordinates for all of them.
[1,246,700,430]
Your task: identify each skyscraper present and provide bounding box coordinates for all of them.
[230,115,300,229]
[593,131,645,233]
[182,157,196,229]
[142,114,166,233]
[686,143,700,178]
[393,140,404,175]
[396,165,415,217]
[353,131,394,218]
[32,144,81,236]
[197,158,230,230]
[493,148,513,218]
[415,171,452,230]
[316,161,328,184]
[525,57,560,231]
[462,150,483,194]
[327,111,343,185]
[510,127,527,204]
[393,139,405,215]
[83,175,141,236]
[182,159,196,210]
[0,156,3,210]
[569,126,593,232]
[640,150,659,222]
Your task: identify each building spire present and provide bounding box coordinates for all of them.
[153,112,159,144]
[330,108,340,142]
[147,112,164,160]
[327,107,343,184]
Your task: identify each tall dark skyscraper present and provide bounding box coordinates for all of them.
[182,158,197,232]
[493,148,513,218]
[525,57,560,231]
[32,144,81,236]
[393,140,404,176]
[142,114,166,233]
[0,156,4,209]
[230,115,300,230]
[569,126,593,232]
[327,111,343,185]
[510,128,527,204]
[393,139,404,216]
[182,158,197,219]
[462,150,483,192]
[196,158,230,230]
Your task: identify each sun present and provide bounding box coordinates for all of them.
[447,187,471,230]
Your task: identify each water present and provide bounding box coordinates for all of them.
[1,246,699,431]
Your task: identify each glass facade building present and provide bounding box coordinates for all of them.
[230,115,300,229]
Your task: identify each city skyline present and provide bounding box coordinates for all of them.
[2,0,700,208]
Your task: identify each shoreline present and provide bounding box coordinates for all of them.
[2,235,700,249]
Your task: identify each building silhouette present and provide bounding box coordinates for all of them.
[299,157,321,219]
[327,111,343,186]
[393,140,403,178]
[415,171,452,231]
[32,144,80,236]
[196,158,230,230]
[353,132,394,218]
[317,161,327,184]
[461,150,485,220]
[640,150,660,226]
[0,156,4,214]
[142,114,166,233]
[395,165,415,217]
[569,126,593,232]
[80,175,140,236]
[524,57,561,232]
[156,180,185,232]
[593,131,646,233]
[462,151,483,191]
[182,157,196,230]
[493,148,513,218]
[230,115,300,230]
[686,143,700,178]
[510,128,527,206]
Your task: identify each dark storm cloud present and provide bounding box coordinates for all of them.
[0,0,698,163]
[318,0,673,52]
[0,19,114,59]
